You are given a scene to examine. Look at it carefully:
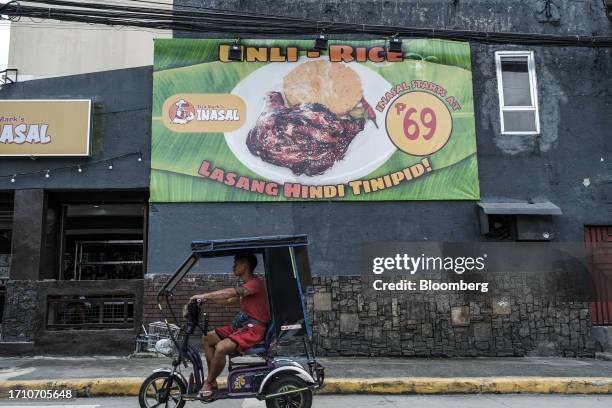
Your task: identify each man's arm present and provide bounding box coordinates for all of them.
[190,287,249,302]
[207,296,239,305]
[235,286,251,298]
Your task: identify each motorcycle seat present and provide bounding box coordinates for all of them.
[230,321,274,360]
[244,342,266,355]
[229,354,267,365]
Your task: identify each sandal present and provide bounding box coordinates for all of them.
[198,380,217,398]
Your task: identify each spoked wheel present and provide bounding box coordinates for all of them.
[138,371,186,408]
[265,375,313,408]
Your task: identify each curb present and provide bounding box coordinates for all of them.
[321,377,612,394]
[1,377,612,397]
[596,352,612,361]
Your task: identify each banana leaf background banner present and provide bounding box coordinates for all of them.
[151,39,479,202]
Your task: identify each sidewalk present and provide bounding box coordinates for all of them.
[1,356,612,396]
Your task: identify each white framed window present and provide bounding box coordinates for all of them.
[495,51,540,135]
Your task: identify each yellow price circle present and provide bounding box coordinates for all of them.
[385,91,453,156]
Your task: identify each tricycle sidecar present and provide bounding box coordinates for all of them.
[138,235,324,408]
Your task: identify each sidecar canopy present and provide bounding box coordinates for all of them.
[158,234,313,341]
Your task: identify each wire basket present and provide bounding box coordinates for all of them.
[148,321,181,338]
[135,321,183,354]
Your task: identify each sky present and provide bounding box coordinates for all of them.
[0,1,9,70]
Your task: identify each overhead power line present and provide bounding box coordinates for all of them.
[2,0,612,47]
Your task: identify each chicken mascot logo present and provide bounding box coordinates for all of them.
[169,99,196,125]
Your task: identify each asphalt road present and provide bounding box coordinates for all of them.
[2,395,612,407]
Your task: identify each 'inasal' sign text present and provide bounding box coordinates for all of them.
[0,100,91,156]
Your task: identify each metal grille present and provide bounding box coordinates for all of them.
[47,295,134,330]
[74,240,144,280]
[0,210,12,230]
[0,284,5,325]
[585,226,612,325]
[0,254,9,280]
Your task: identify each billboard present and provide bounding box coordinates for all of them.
[151,39,479,202]
[0,100,91,156]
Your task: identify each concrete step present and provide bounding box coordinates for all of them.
[0,342,34,356]
[592,326,612,352]
[595,352,612,361]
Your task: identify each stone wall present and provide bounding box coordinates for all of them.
[2,273,593,356]
[309,277,594,357]
[1,279,143,355]
[1,280,39,342]
[143,274,595,357]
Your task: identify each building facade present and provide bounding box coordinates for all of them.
[0,0,611,356]
[7,1,172,80]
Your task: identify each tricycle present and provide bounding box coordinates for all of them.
[138,235,324,408]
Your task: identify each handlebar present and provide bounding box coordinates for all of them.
[182,299,207,332]
[156,295,210,361]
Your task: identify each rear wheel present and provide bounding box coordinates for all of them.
[138,371,186,408]
[265,375,312,408]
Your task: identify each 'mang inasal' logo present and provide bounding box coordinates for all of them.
[169,99,196,125]
[162,94,246,132]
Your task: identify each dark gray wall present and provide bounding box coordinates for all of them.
[0,67,152,190]
[177,0,612,36]
[145,0,612,274]
[1,2,610,276]
[9,189,46,280]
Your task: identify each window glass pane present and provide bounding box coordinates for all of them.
[503,110,537,132]
[501,56,532,106]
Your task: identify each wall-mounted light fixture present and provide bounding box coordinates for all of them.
[388,36,402,53]
[314,33,328,51]
[228,39,243,61]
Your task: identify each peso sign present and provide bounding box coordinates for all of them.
[151,39,479,202]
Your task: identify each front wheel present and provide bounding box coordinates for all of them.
[138,371,186,408]
[265,375,313,408]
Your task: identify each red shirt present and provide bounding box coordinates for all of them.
[240,276,270,324]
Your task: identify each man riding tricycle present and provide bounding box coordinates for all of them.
[138,235,324,408]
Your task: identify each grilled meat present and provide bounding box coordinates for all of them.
[246,92,365,176]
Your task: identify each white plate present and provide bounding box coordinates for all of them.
[224,58,396,185]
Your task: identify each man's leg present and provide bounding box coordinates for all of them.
[204,338,236,390]
[202,330,221,371]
